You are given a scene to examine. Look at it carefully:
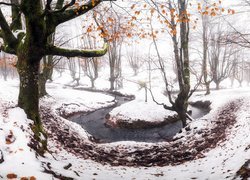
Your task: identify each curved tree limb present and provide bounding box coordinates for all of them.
[56,0,76,13]
[147,88,174,111]
[46,42,108,58]
[0,8,18,52]
[51,0,103,26]
[0,2,19,7]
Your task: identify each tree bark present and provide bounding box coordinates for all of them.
[205,82,210,95]
[174,86,189,127]
[39,74,48,97]
[110,77,115,91]
[17,54,47,155]
[91,79,95,88]
[216,81,220,90]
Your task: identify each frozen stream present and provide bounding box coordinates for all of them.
[70,96,208,143]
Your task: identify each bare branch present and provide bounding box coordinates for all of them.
[0,2,19,7]
[147,88,174,111]
[56,0,76,12]
[51,0,104,26]
[0,149,4,164]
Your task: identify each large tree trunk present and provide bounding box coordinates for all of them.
[17,54,47,155]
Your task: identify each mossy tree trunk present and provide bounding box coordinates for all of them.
[17,49,47,154]
[0,0,108,155]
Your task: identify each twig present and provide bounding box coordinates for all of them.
[0,149,4,164]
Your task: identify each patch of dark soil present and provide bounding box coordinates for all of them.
[41,99,242,167]
[235,160,250,179]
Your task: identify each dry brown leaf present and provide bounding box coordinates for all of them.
[30,176,36,180]
[7,173,17,179]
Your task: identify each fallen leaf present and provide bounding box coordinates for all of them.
[7,173,17,179]
[30,176,36,180]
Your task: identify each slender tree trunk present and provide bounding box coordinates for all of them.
[39,56,54,97]
[205,82,210,95]
[216,81,220,90]
[91,79,95,88]
[202,17,210,95]
[39,75,48,97]
[110,79,115,90]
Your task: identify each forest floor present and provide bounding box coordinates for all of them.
[0,79,250,179]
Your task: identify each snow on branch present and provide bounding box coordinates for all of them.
[46,42,108,58]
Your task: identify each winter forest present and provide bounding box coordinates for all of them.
[0,0,250,179]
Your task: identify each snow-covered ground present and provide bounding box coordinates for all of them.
[0,77,250,179]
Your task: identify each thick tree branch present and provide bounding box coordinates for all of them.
[46,42,108,58]
[0,8,18,51]
[56,0,76,12]
[45,0,53,10]
[0,2,19,7]
[51,0,103,26]
[10,0,22,31]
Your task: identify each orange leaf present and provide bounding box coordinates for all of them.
[30,176,36,180]
[7,173,17,179]
[20,177,29,180]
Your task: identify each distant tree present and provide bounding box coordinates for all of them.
[209,22,236,90]
[81,33,100,88]
[201,10,213,95]
[93,6,135,90]
[126,45,142,76]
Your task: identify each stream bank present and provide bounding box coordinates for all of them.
[69,92,209,143]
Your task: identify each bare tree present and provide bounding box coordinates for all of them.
[94,7,131,90]
[126,45,142,76]
[201,12,213,95]
[209,23,236,89]
[147,0,193,127]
